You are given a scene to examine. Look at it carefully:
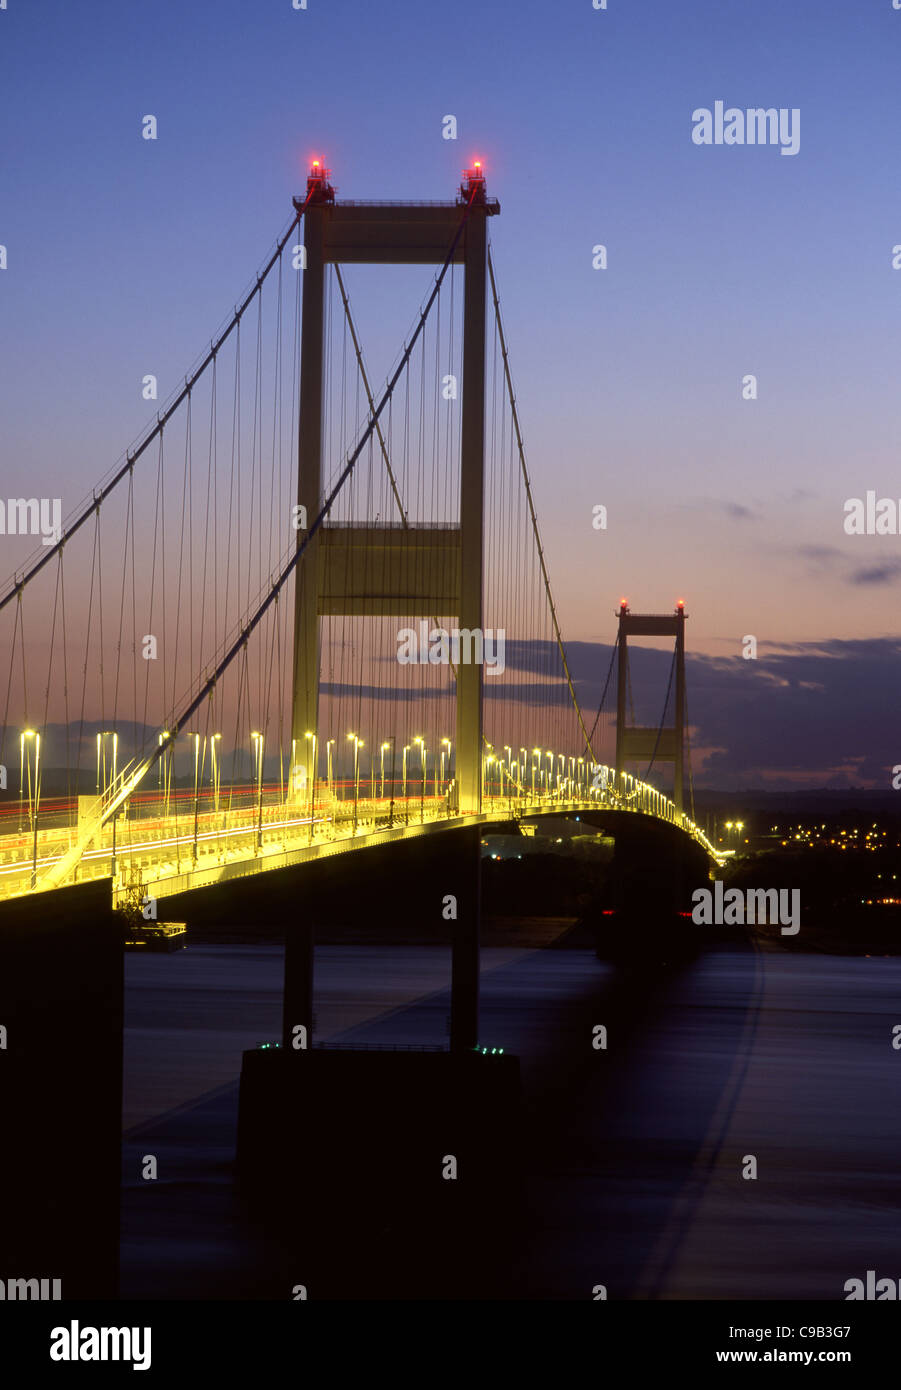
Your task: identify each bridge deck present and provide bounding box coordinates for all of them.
[0,784,718,905]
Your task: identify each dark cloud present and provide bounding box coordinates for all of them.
[8,637,901,794]
[543,635,901,789]
[792,546,901,590]
[848,562,901,587]
[797,544,842,564]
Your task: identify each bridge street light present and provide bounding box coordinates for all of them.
[19,729,30,833]
[380,742,390,800]
[158,730,172,815]
[414,736,425,821]
[29,731,41,888]
[95,730,118,801]
[546,751,553,801]
[305,731,317,819]
[304,732,318,845]
[326,739,335,797]
[440,737,451,798]
[210,733,222,814]
[402,744,410,800]
[349,734,363,831]
[482,753,494,804]
[387,734,397,829]
[95,730,119,873]
[532,748,540,801]
[251,732,264,851]
[187,732,202,862]
[20,730,40,887]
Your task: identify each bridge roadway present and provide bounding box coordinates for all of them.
[0,773,718,905]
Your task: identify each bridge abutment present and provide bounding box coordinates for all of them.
[0,880,122,1298]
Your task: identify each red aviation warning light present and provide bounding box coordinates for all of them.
[676,598,685,610]
[305,159,335,203]
[461,160,487,201]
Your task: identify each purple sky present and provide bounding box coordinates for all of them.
[2,0,901,789]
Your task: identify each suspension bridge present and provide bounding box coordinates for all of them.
[0,163,716,918]
[0,164,726,1300]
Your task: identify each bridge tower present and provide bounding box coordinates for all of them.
[290,163,500,816]
[614,600,686,815]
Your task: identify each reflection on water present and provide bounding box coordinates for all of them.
[122,941,901,1299]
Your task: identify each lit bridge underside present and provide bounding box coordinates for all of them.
[0,767,718,907]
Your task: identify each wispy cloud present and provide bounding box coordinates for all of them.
[849,561,901,587]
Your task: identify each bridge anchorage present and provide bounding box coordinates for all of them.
[0,162,718,1293]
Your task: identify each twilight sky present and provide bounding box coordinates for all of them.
[2,0,901,788]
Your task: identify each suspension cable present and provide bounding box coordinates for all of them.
[333,263,408,527]
[684,683,696,822]
[155,185,479,751]
[40,187,482,884]
[0,193,318,613]
[586,630,619,749]
[487,244,596,765]
[644,644,677,779]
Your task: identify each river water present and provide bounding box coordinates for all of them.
[120,939,901,1300]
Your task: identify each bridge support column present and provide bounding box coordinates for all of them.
[282,920,314,1053]
[0,881,122,1297]
[288,170,496,816]
[674,605,685,817]
[290,174,329,791]
[615,622,628,792]
[456,204,488,817]
[614,600,687,817]
[450,825,481,1052]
